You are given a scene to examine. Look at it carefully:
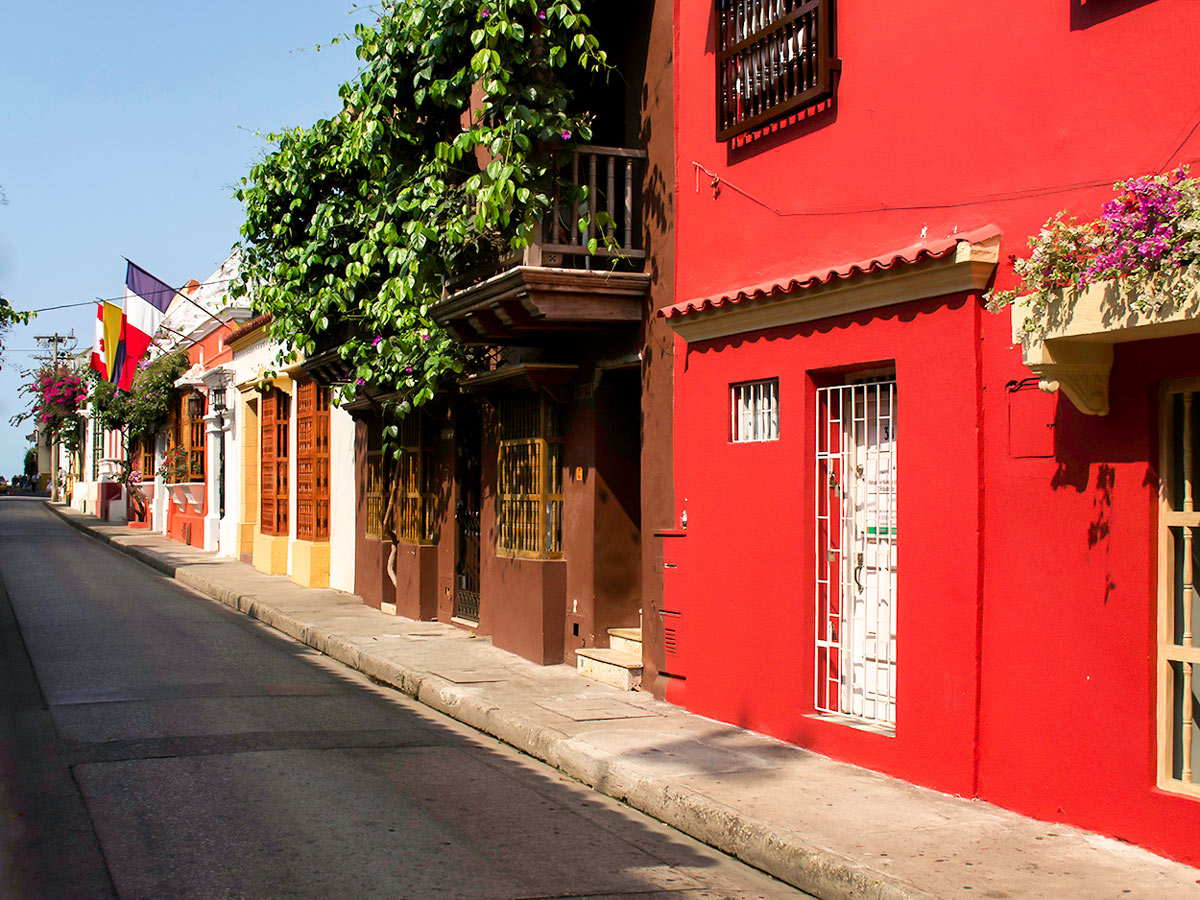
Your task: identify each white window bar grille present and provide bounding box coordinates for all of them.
[731,378,780,442]
[1160,382,1200,796]
[815,377,897,728]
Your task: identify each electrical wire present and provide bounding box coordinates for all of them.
[9,276,240,316]
[693,107,1200,216]
[692,158,1200,218]
[1157,101,1200,174]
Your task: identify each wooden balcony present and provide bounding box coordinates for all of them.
[435,144,651,344]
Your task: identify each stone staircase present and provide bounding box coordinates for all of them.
[575,627,643,690]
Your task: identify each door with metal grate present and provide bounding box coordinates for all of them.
[815,379,897,727]
[454,399,482,623]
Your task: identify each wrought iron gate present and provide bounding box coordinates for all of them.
[454,399,482,623]
[815,378,897,727]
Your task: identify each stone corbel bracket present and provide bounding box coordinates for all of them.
[1012,277,1200,416]
[1022,340,1113,416]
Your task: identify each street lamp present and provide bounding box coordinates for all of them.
[187,391,205,419]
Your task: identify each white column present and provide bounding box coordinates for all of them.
[286,388,297,574]
[203,412,224,551]
[154,432,169,534]
[328,404,356,592]
[218,400,240,558]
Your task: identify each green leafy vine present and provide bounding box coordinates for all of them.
[988,167,1200,332]
[233,0,608,422]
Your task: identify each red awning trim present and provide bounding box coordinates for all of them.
[225,313,274,345]
[660,225,1002,320]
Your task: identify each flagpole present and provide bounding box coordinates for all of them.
[155,322,203,347]
[121,257,236,334]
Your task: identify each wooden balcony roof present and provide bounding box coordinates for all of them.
[433,265,649,343]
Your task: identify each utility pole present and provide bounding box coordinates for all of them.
[34,331,76,502]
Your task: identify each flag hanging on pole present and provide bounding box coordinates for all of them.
[90,303,106,379]
[121,259,179,388]
[102,301,124,385]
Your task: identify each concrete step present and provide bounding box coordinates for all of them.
[608,626,642,655]
[575,647,643,691]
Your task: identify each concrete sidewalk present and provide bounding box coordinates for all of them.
[48,503,1200,900]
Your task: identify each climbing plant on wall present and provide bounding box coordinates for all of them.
[234,0,608,416]
[988,167,1200,331]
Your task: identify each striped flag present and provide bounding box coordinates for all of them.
[102,301,124,384]
[121,260,179,389]
[90,303,106,378]
[89,301,126,383]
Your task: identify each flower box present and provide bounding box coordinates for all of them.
[1013,273,1200,416]
[136,480,156,503]
[166,482,205,514]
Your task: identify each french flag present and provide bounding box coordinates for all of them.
[121,260,178,389]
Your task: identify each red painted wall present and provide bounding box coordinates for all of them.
[672,0,1200,863]
[672,293,983,796]
[162,322,232,549]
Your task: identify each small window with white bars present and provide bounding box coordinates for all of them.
[731,379,780,442]
[815,375,897,731]
[1159,380,1200,797]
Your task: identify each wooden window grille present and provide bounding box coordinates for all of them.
[295,379,331,542]
[364,418,384,541]
[141,439,154,483]
[816,377,897,730]
[396,414,436,544]
[260,387,290,536]
[497,392,563,558]
[364,451,384,540]
[1159,381,1200,797]
[91,407,103,477]
[716,0,837,141]
[129,436,154,483]
[731,378,780,442]
[170,394,206,482]
[186,394,206,481]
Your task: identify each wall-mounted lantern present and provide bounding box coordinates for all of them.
[187,391,206,419]
[210,386,227,413]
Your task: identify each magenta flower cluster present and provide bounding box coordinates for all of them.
[1083,169,1193,284]
[35,367,87,427]
[988,166,1200,316]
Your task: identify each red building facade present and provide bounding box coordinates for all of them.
[164,325,232,548]
[665,1,1200,863]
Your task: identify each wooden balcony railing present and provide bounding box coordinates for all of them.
[526,144,648,271]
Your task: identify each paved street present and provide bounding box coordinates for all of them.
[0,498,805,900]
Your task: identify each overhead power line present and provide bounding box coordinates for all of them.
[10,275,240,316]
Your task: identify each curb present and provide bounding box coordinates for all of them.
[48,502,931,900]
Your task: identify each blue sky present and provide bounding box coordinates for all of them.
[0,1,373,474]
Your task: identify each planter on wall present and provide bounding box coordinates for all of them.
[166,482,204,513]
[1012,274,1200,415]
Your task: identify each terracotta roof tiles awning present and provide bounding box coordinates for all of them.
[660,226,1001,341]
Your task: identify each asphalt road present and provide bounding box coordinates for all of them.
[0,498,809,900]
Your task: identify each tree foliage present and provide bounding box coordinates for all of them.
[10,363,88,457]
[988,167,1200,330]
[233,0,607,414]
[89,348,189,440]
[0,293,34,367]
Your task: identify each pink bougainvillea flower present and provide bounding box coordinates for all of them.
[372,335,383,348]
[561,129,572,140]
